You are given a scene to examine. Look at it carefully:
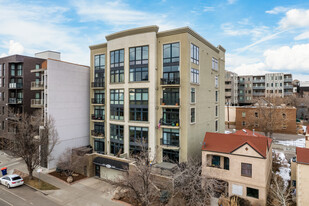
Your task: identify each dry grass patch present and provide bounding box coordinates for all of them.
[24,176,59,190]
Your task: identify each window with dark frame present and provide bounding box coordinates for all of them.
[224,157,229,170]
[129,46,149,82]
[191,88,195,103]
[163,88,179,105]
[191,68,199,83]
[94,54,105,86]
[191,108,195,123]
[129,126,148,155]
[246,187,259,199]
[110,124,124,155]
[191,43,199,64]
[129,89,148,121]
[162,43,180,84]
[110,49,124,83]
[215,120,218,132]
[163,149,179,163]
[212,155,220,167]
[110,89,124,120]
[162,108,179,126]
[241,163,252,177]
[162,128,179,147]
[94,138,105,154]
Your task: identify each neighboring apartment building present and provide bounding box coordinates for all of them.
[202,129,272,205]
[299,81,309,97]
[30,51,90,169]
[235,105,296,134]
[225,71,238,105]
[89,25,225,164]
[233,73,293,105]
[0,54,45,147]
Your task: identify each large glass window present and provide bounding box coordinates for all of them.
[162,88,179,105]
[212,155,220,167]
[163,149,179,163]
[191,44,199,64]
[191,68,199,83]
[162,128,179,147]
[241,163,252,177]
[162,108,179,126]
[163,43,179,63]
[94,139,105,154]
[247,187,259,199]
[130,68,148,82]
[0,64,2,77]
[110,49,124,83]
[10,64,15,76]
[110,89,124,120]
[129,46,148,65]
[129,89,148,121]
[92,106,104,120]
[110,124,124,155]
[93,90,105,104]
[93,122,104,136]
[129,126,148,155]
[212,57,218,70]
[17,64,22,76]
[94,54,105,87]
[162,43,180,84]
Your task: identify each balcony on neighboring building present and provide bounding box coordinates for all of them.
[284,78,292,82]
[253,79,265,83]
[160,98,180,106]
[91,82,105,88]
[225,84,232,89]
[284,85,293,89]
[160,77,180,86]
[252,86,265,90]
[91,98,105,105]
[284,92,293,96]
[253,92,265,96]
[31,99,44,108]
[31,81,44,90]
[8,83,23,89]
[161,117,180,127]
[162,108,180,127]
[225,91,232,97]
[91,130,105,138]
[8,98,23,104]
[160,138,179,147]
[91,114,104,121]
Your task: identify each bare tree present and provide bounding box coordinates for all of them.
[8,110,58,179]
[267,174,293,206]
[57,148,87,179]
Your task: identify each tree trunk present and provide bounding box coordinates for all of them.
[28,166,34,180]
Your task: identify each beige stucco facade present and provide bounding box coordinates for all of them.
[89,25,225,163]
[202,144,272,205]
[296,163,309,205]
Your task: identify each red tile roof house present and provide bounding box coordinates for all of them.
[294,147,309,205]
[201,129,272,205]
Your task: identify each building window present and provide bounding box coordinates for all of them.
[191,68,199,84]
[17,64,22,76]
[93,106,105,120]
[246,187,259,199]
[215,91,218,102]
[282,113,286,119]
[129,126,148,155]
[215,76,218,88]
[190,43,199,64]
[163,42,179,64]
[10,64,15,76]
[241,163,252,177]
[215,106,218,117]
[255,112,258,117]
[129,89,148,121]
[191,88,195,103]
[94,54,105,85]
[242,121,246,126]
[163,149,179,163]
[191,108,195,123]
[162,108,179,126]
[242,112,246,117]
[110,89,124,120]
[94,139,105,154]
[212,57,218,70]
[110,124,124,155]
[215,120,218,132]
[162,88,179,105]
[212,155,220,167]
[0,64,2,77]
[129,46,148,82]
[162,43,180,84]
[162,128,179,147]
[93,90,105,104]
[93,122,104,136]
[224,157,229,170]
[110,49,124,83]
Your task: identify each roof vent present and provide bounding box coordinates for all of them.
[242,129,247,134]
[253,129,255,136]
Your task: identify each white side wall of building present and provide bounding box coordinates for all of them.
[46,59,90,169]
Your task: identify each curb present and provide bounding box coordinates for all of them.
[24,183,50,195]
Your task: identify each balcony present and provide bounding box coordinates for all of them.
[91,130,105,138]
[31,81,44,90]
[284,85,293,89]
[160,98,180,106]
[160,138,179,147]
[284,92,293,96]
[160,78,180,86]
[252,86,265,90]
[9,83,23,89]
[91,82,105,88]
[8,98,23,104]
[225,91,232,97]
[31,99,44,108]
[91,114,104,121]
[253,79,265,83]
[91,98,105,105]
[225,84,232,89]
[161,118,180,127]
[284,78,292,82]
[253,92,265,96]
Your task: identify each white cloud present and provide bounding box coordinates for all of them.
[294,31,309,40]
[203,7,215,12]
[227,0,237,5]
[72,0,179,31]
[264,43,309,72]
[231,62,268,76]
[280,9,309,29]
[266,6,289,15]
[8,40,24,55]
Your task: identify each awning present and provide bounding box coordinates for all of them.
[93,156,129,171]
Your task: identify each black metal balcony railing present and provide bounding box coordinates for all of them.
[91,130,105,137]
[8,98,23,104]
[91,98,105,104]
[160,78,180,85]
[9,83,23,89]
[91,82,105,88]
[160,138,179,147]
[161,118,180,127]
[160,98,180,106]
[91,114,104,120]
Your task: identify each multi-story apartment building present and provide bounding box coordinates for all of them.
[226,73,294,105]
[0,54,45,147]
[225,71,238,105]
[30,51,90,169]
[89,25,225,164]
[202,129,272,205]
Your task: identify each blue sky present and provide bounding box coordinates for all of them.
[0,0,309,81]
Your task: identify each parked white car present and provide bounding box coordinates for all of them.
[0,174,24,188]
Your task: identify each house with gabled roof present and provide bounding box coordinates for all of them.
[201,129,272,205]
